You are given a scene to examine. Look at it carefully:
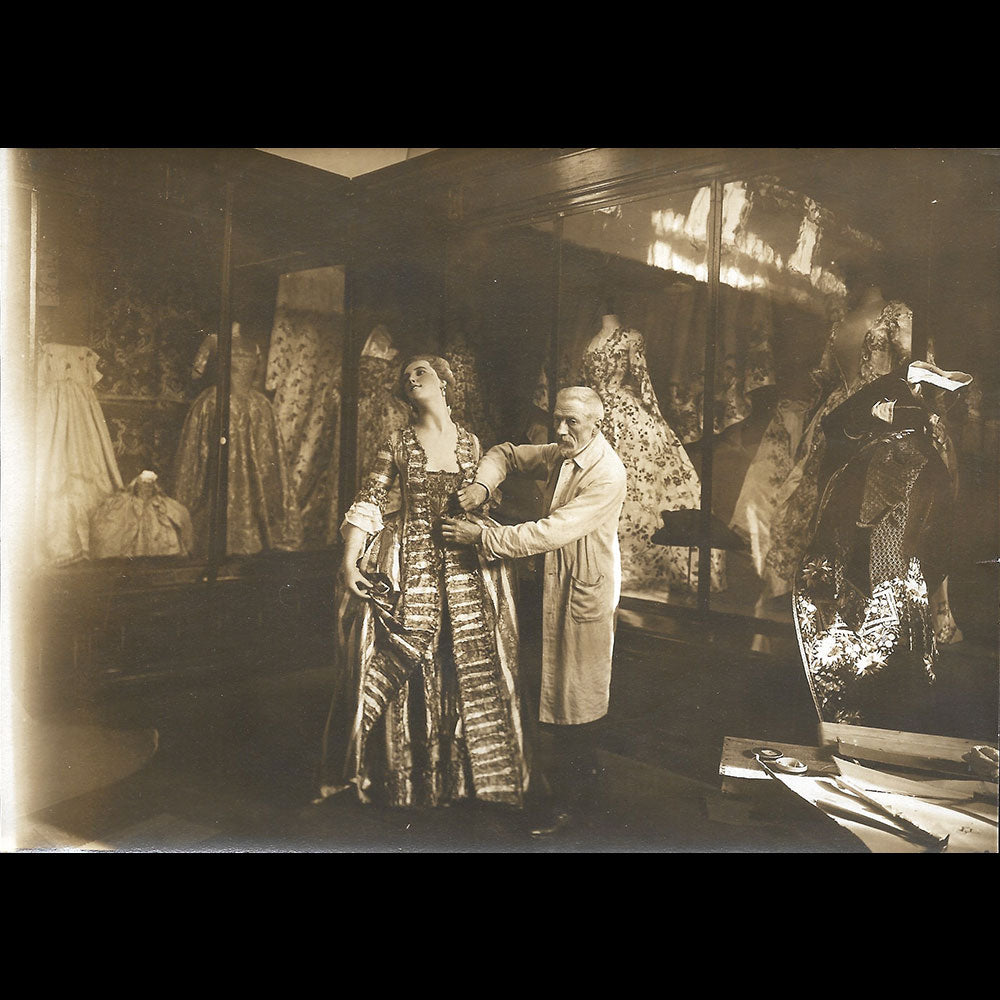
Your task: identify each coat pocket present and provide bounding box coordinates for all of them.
[569,573,608,623]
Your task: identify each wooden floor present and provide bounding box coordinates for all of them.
[10,601,997,854]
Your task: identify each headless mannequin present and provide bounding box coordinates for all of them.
[590,311,622,348]
[832,287,963,644]
[585,312,629,390]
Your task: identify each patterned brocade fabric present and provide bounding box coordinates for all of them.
[793,430,951,730]
[659,281,777,444]
[760,301,912,598]
[173,342,303,555]
[266,297,343,549]
[327,425,528,809]
[581,327,725,595]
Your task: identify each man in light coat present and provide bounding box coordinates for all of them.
[441,385,627,834]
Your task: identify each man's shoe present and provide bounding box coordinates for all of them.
[529,810,573,837]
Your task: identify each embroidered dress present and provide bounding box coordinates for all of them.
[322,424,528,809]
[265,266,345,548]
[760,301,912,599]
[580,326,725,596]
[173,336,303,555]
[793,374,955,730]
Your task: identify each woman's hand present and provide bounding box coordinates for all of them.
[440,517,483,546]
[340,561,372,600]
[458,482,488,511]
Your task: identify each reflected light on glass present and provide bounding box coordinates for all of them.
[647,184,851,307]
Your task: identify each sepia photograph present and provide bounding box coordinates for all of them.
[1,147,997,853]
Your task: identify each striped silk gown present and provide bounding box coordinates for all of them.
[321,424,529,809]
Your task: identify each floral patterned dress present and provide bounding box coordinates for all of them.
[322,424,529,809]
[580,326,725,596]
[759,301,913,600]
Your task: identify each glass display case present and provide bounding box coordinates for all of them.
[7,148,996,732]
[5,148,355,700]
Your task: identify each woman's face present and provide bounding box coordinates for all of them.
[403,359,445,407]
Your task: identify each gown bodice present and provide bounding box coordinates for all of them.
[581,327,639,398]
[425,470,462,521]
[816,301,913,397]
[37,342,104,390]
[230,344,261,395]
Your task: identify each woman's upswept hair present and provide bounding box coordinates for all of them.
[395,354,457,409]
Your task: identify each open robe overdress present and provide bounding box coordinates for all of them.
[323,425,528,808]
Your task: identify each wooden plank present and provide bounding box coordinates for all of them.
[835,742,975,778]
[835,757,999,805]
[819,722,986,759]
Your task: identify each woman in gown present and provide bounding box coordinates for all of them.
[580,312,725,597]
[172,323,303,555]
[321,355,529,809]
[793,361,972,730]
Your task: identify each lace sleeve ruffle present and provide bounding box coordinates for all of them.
[342,499,385,537]
[340,437,398,538]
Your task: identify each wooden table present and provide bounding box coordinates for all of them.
[719,733,998,853]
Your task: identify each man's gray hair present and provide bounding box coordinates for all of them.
[556,385,604,423]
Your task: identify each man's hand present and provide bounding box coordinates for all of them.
[440,517,483,546]
[457,482,488,511]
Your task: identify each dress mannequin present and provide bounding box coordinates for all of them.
[34,342,124,564]
[443,328,501,451]
[362,324,397,362]
[90,470,194,558]
[173,322,303,555]
[755,286,913,606]
[793,361,972,728]
[265,265,345,548]
[580,310,725,596]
